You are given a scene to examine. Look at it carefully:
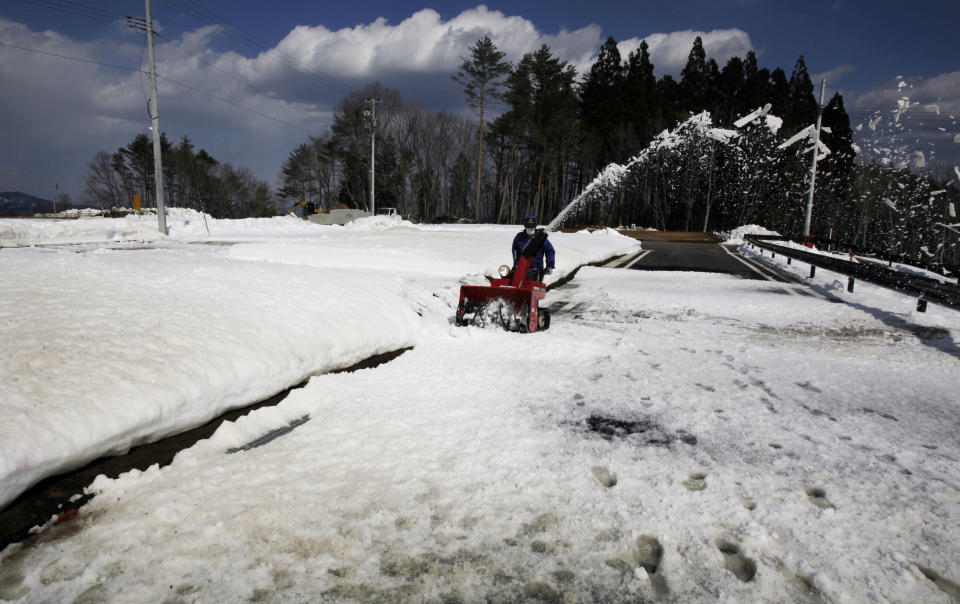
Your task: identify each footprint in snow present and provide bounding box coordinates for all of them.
[805,487,834,509]
[915,564,960,601]
[609,535,669,596]
[682,473,707,491]
[717,540,757,582]
[591,466,617,488]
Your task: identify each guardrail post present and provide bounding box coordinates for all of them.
[745,235,960,311]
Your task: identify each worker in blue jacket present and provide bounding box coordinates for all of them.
[512,215,555,282]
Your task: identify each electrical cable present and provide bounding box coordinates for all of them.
[0,39,139,71]
[0,40,304,130]
[12,0,125,24]
[11,0,329,112]
[162,0,353,95]
[155,73,304,129]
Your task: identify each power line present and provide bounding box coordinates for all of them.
[13,0,127,25]
[0,40,139,71]
[0,40,305,130]
[163,0,353,95]
[13,0,352,102]
[156,73,305,129]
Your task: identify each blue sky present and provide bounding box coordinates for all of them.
[1,0,958,201]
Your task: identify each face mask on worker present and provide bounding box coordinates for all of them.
[525,227,535,236]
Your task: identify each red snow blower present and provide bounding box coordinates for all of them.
[455,229,551,333]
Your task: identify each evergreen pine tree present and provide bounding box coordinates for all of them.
[452,35,512,221]
[788,56,818,129]
[580,37,625,175]
[680,36,709,112]
[768,68,792,128]
[819,92,857,239]
[717,56,746,126]
[741,52,768,111]
[658,75,683,127]
[623,41,660,145]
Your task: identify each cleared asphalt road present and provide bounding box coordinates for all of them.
[603,231,795,282]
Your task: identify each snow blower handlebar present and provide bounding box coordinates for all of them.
[511,229,548,288]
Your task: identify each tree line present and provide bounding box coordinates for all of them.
[82,34,958,263]
[83,133,275,219]
[273,35,956,262]
[558,37,958,264]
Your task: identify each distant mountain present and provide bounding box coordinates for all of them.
[0,191,54,217]
[0,192,100,217]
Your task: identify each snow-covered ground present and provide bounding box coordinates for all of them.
[2,211,959,603]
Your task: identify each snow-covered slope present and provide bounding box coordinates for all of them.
[0,211,637,510]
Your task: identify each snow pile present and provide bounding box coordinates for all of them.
[342,214,414,231]
[0,208,332,247]
[722,224,780,244]
[0,216,637,510]
[0,215,167,247]
[162,208,326,239]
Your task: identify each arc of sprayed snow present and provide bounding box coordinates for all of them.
[547,110,777,231]
[547,161,632,231]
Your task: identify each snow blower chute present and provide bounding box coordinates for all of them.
[455,229,551,332]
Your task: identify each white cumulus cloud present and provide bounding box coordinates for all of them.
[616,29,755,76]
[0,6,764,200]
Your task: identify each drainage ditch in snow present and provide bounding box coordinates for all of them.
[0,347,412,550]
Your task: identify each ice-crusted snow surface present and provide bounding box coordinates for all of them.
[2,211,960,603]
[0,210,638,511]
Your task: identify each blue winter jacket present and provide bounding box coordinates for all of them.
[512,230,556,271]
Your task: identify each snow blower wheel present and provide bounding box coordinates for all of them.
[538,309,551,331]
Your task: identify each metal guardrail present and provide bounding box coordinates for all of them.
[773,235,959,280]
[744,235,960,312]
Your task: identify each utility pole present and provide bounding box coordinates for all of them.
[803,78,826,238]
[145,0,167,235]
[53,183,58,215]
[364,98,380,216]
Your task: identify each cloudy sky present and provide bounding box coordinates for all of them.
[1,0,958,202]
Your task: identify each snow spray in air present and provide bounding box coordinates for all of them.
[547,112,764,230]
[854,75,957,171]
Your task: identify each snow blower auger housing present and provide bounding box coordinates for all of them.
[455,229,551,332]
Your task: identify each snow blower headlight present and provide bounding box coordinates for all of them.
[498,265,511,278]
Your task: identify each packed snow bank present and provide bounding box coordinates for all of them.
[0,215,167,246]
[342,214,414,231]
[0,215,637,509]
[722,224,780,245]
[0,208,333,247]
